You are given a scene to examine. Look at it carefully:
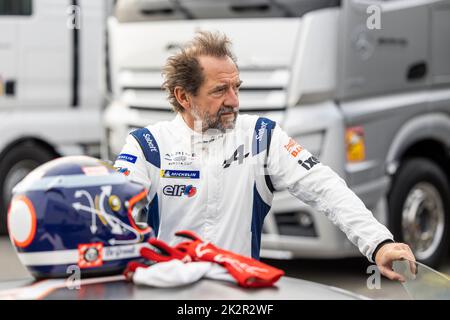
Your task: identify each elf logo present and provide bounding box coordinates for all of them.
[298,156,320,171]
[163,185,197,197]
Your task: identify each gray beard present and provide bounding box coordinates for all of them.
[190,104,238,133]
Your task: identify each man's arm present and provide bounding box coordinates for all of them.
[113,134,152,190]
[266,124,415,280]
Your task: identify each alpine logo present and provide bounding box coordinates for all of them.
[143,133,158,152]
[163,185,197,197]
[223,144,249,169]
[298,156,320,171]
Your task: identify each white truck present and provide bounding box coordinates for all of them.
[103,0,450,267]
[0,0,109,233]
[3,0,449,267]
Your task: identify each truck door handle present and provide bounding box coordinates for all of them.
[230,4,270,13]
[407,61,427,81]
[140,8,174,16]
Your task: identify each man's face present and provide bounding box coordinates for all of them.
[188,55,241,133]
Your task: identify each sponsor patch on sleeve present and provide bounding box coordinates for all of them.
[298,156,320,171]
[115,167,131,176]
[117,153,137,164]
[284,137,304,158]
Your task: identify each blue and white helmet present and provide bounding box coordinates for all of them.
[7,156,154,279]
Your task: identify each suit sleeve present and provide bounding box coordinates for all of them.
[266,124,394,262]
[113,134,152,190]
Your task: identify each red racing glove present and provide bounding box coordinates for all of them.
[123,238,191,280]
[174,230,285,288]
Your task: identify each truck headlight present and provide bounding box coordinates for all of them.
[345,126,366,162]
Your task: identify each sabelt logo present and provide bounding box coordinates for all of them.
[255,121,267,142]
[163,185,197,197]
[143,133,158,152]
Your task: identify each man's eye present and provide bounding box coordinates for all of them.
[213,88,226,95]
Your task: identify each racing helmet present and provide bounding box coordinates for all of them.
[7,156,154,279]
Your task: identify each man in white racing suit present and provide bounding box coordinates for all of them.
[115,31,416,282]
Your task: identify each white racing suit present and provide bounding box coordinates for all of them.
[114,113,394,263]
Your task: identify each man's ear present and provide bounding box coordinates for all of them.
[174,86,191,112]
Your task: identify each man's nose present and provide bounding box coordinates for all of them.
[224,87,239,109]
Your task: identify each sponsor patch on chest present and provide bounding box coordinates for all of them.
[163,184,197,197]
[164,151,198,166]
[160,169,200,179]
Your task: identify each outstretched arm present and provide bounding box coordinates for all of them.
[266,124,415,280]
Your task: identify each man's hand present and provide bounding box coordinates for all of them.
[375,242,417,282]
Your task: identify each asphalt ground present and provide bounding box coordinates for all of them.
[1,236,448,300]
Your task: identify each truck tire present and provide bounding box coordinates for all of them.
[388,158,449,268]
[0,143,56,234]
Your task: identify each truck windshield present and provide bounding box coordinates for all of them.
[114,0,340,23]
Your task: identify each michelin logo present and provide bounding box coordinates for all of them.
[160,170,200,179]
[117,153,137,164]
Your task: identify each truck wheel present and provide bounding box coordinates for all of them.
[388,158,449,268]
[0,143,56,234]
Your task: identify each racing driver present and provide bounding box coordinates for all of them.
[114,31,416,282]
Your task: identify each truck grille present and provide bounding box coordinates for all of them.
[116,68,290,112]
[275,211,317,237]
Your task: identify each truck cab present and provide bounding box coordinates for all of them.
[0,0,109,233]
[103,0,450,267]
